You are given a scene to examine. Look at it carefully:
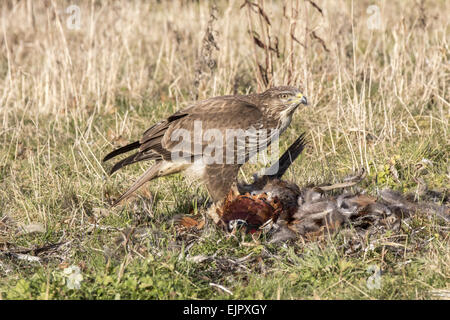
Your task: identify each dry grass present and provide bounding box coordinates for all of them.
[0,0,448,299]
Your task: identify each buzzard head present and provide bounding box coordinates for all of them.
[259,86,308,115]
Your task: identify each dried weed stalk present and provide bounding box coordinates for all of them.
[242,0,329,89]
[192,1,220,99]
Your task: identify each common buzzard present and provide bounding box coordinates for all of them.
[103,86,307,205]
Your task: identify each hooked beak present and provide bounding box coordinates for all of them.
[297,93,308,105]
[290,92,307,106]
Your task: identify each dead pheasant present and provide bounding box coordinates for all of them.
[208,133,449,242]
[210,133,306,233]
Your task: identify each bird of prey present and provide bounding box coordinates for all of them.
[103,86,307,206]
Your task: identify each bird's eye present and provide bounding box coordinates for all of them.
[279,93,289,99]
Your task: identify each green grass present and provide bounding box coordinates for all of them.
[0,104,448,300]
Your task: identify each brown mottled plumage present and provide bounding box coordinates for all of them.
[103,86,308,205]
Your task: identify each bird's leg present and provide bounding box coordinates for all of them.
[206,182,240,225]
[206,202,222,225]
[229,182,240,197]
[317,168,366,191]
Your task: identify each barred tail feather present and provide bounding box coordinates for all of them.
[265,133,306,179]
[112,162,163,206]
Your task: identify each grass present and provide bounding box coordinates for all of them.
[0,0,449,299]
